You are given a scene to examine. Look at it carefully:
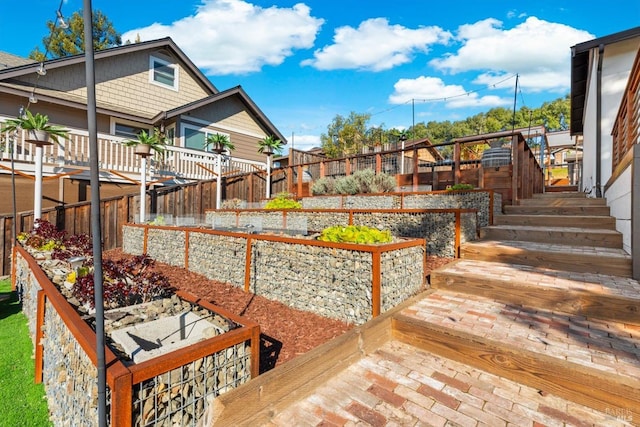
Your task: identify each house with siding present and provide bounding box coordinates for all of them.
[570,26,640,259]
[0,37,285,213]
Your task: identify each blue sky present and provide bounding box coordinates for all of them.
[1,1,639,150]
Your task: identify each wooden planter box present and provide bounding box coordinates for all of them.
[123,224,427,325]
[13,246,260,426]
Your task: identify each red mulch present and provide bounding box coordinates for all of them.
[104,249,453,372]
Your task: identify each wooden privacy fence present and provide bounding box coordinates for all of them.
[0,132,541,276]
[14,246,260,426]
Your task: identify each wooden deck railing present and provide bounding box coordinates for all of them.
[612,48,640,173]
[0,119,264,181]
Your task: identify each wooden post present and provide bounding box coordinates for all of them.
[454,141,461,185]
[371,251,381,317]
[454,211,461,258]
[297,165,303,197]
[287,166,294,194]
[511,134,519,205]
[412,148,419,190]
[345,158,351,176]
[375,153,382,174]
[244,238,253,293]
[34,290,46,383]
[320,160,325,178]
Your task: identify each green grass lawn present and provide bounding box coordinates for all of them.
[0,278,51,426]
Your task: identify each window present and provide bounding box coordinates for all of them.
[114,122,149,139]
[149,55,178,90]
[181,124,230,153]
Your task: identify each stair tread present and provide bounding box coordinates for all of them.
[463,239,631,258]
[434,259,640,298]
[485,224,621,234]
[274,339,628,426]
[400,289,640,381]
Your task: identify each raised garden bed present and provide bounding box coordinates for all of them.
[123,224,427,325]
[13,246,260,426]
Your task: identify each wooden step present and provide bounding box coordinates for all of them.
[479,225,623,248]
[493,214,616,229]
[533,191,586,199]
[392,290,640,420]
[518,197,607,206]
[503,205,611,216]
[430,259,639,321]
[460,239,632,277]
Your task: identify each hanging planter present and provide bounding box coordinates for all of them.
[0,110,68,146]
[257,135,283,156]
[26,129,53,146]
[134,143,152,156]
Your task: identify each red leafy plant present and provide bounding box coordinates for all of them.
[20,220,174,309]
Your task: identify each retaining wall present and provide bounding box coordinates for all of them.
[206,208,477,258]
[123,225,426,325]
[13,247,259,426]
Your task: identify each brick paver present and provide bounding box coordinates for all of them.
[270,340,633,426]
[401,290,640,379]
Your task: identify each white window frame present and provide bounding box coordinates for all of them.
[110,118,152,140]
[149,55,179,91]
[181,123,231,154]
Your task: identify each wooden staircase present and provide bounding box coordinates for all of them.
[405,192,640,421]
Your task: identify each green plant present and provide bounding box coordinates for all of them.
[264,192,301,210]
[311,177,336,195]
[334,175,359,195]
[318,225,392,244]
[123,128,165,153]
[0,279,51,425]
[204,133,235,152]
[447,183,475,191]
[258,135,284,155]
[221,198,246,209]
[1,109,69,143]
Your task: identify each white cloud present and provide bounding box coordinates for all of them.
[122,0,324,75]
[301,18,451,71]
[289,134,321,151]
[388,76,509,108]
[429,17,594,92]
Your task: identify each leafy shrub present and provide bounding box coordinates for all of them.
[264,192,302,209]
[221,198,246,209]
[19,220,173,309]
[333,175,359,195]
[312,169,396,195]
[18,219,67,251]
[311,177,335,195]
[447,183,475,191]
[318,225,392,244]
[72,255,174,309]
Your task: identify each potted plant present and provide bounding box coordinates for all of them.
[204,133,235,154]
[257,135,283,156]
[123,128,165,156]
[0,110,69,146]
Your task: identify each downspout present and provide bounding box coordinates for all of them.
[596,44,604,197]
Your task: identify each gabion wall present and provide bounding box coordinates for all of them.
[123,226,426,325]
[14,249,255,427]
[206,209,477,258]
[299,191,493,227]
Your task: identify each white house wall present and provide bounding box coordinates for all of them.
[581,37,640,195]
[606,165,632,254]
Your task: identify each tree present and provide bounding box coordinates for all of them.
[29,10,122,61]
[320,112,371,158]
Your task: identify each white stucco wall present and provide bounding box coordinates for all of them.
[581,37,640,196]
[606,165,632,254]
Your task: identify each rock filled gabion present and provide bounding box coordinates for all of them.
[14,249,254,427]
[146,228,187,267]
[206,210,477,258]
[403,192,491,227]
[123,226,426,325]
[132,341,251,426]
